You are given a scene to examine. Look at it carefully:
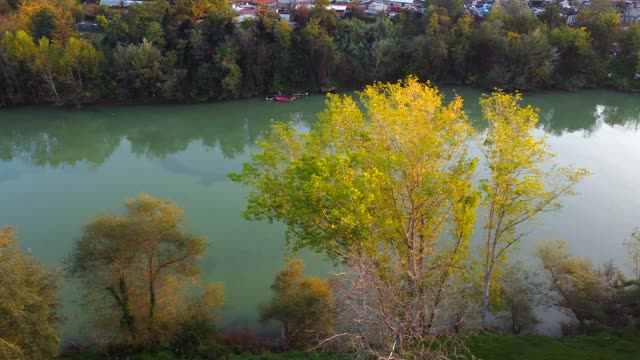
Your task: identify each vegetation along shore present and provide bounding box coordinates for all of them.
[0,0,639,107]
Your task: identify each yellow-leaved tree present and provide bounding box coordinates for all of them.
[67,194,223,345]
[260,260,335,350]
[232,77,481,358]
[16,0,82,45]
[479,90,589,329]
[0,227,63,360]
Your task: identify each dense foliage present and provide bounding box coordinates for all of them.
[260,260,335,350]
[0,0,639,106]
[67,194,223,347]
[231,78,588,357]
[0,227,62,360]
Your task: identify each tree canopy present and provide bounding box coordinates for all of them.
[67,194,217,344]
[260,259,335,349]
[0,227,62,360]
[233,78,588,354]
[479,90,589,328]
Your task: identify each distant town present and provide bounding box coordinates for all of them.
[90,0,640,26]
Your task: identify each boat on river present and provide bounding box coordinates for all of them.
[266,91,308,102]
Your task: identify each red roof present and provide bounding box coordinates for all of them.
[334,2,354,8]
[239,8,258,14]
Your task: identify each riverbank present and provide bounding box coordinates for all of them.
[2,0,640,109]
[1,80,638,110]
[61,332,640,359]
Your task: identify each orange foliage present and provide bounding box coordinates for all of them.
[15,0,82,45]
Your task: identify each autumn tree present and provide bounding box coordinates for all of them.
[578,0,621,57]
[0,227,63,360]
[496,262,539,334]
[1,30,101,104]
[479,90,589,329]
[174,0,215,20]
[1,30,38,103]
[536,239,611,328]
[60,37,102,102]
[15,0,82,45]
[67,194,218,344]
[232,78,480,357]
[260,260,335,349]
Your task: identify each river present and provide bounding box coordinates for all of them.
[1,89,639,338]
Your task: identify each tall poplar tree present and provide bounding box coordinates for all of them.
[479,91,588,328]
[232,78,480,355]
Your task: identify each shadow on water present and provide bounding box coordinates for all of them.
[443,88,640,135]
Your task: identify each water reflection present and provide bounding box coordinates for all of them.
[0,91,638,168]
[530,91,640,136]
[0,99,321,167]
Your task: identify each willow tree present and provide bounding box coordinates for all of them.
[67,194,210,343]
[232,78,480,357]
[0,227,62,360]
[479,91,589,329]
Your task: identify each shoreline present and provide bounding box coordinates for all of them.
[1,83,638,111]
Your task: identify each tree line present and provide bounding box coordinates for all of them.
[3,78,638,359]
[1,0,640,107]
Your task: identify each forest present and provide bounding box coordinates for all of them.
[2,79,640,359]
[0,0,639,107]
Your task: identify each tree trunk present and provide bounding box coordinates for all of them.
[147,252,157,341]
[43,70,60,105]
[107,277,136,340]
[482,265,494,330]
[119,277,136,339]
[282,320,290,351]
[148,278,156,338]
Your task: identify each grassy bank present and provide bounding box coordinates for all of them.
[63,332,640,359]
[466,332,640,360]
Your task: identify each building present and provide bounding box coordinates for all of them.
[251,0,277,8]
[277,0,314,9]
[621,0,640,23]
[99,0,143,7]
[237,8,259,21]
[384,0,415,10]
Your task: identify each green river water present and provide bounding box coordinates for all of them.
[1,88,639,338]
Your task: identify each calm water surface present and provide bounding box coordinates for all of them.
[1,89,639,338]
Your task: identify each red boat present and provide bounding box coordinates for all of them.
[274,96,294,102]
